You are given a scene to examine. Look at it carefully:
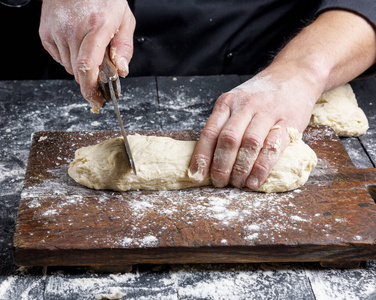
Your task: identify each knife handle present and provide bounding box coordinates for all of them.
[98,47,121,102]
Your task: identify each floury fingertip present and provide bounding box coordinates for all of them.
[246,176,259,189]
[119,57,129,77]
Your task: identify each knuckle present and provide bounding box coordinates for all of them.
[87,12,106,31]
[252,162,269,175]
[210,167,231,187]
[201,125,221,142]
[211,149,232,179]
[191,153,210,164]
[211,166,230,177]
[263,143,279,154]
[233,148,254,175]
[261,140,282,161]
[76,56,95,74]
[242,134,262,151]
[233,164,250,175]
[215,94,232,112]
[219,128,239,148]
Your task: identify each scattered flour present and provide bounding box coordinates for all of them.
[91,121,101,127]
[38,136,48,142]
[95,291,126,299]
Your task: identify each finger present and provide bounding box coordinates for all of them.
[230,114,276,188]
[110,5,135,77]
[40,35,62,65]
[189,94,231,183]
[54,38,74,76]
[39,6,63,68]
[245,124,290,189]
[74,28,114,113]
[210,108,256,187]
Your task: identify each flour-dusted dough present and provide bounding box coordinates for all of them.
[68,135,211,191]
[68,131,317,193]
[310,84,369,137]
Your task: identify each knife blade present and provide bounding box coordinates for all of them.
[98,47,137,175]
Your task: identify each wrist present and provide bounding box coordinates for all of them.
[263,53,329,106]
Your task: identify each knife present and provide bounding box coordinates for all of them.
[98,47,137,175]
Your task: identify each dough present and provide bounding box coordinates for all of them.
[68,135,211,191]
[310,84,369,137]
[68,130,317,193]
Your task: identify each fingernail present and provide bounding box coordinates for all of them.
[89,100,101,114]
[119,57,129,77]
[90,105,100,114]
[230,177,243,189]
[188,155,208,183]
[246,176,259,189]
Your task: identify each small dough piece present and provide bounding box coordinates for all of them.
[68,131,317,193]
[310,84,369,137]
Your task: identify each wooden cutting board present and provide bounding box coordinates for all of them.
[13,126,376,267]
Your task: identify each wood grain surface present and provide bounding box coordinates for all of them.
[13,126,376,266]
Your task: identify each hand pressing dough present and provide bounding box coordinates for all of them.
[68,130,317,193]
[310,84,369,137]
[253,128,317,193]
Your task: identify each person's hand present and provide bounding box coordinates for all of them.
[189,64,322,189]
[39,0,135,113]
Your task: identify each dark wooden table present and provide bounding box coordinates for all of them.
[0,75,375,299]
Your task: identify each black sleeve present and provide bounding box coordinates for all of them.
[317,0,376,77]
[318,0,376,29]
[317,0,376,29]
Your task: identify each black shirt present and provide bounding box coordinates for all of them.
[130,0,376,77]
[1,0,376,79]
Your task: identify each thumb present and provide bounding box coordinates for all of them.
[110,6,136,77]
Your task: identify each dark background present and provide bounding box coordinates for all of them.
[0,1,71,80]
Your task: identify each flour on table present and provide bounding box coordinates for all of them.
[310,83,369,137]
[68,129,317,193]
[95,291,126,299]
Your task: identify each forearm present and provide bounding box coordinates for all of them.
[271,10,376,96]
[192,9,376,190]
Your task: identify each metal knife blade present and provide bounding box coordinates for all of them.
[108,80,137,175]
[98,47,137,175]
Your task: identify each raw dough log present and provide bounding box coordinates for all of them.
[68,132,317,193]
[310,84,369,137]
[68,135,209,191]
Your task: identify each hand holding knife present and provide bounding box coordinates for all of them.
[98,47,137,175]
